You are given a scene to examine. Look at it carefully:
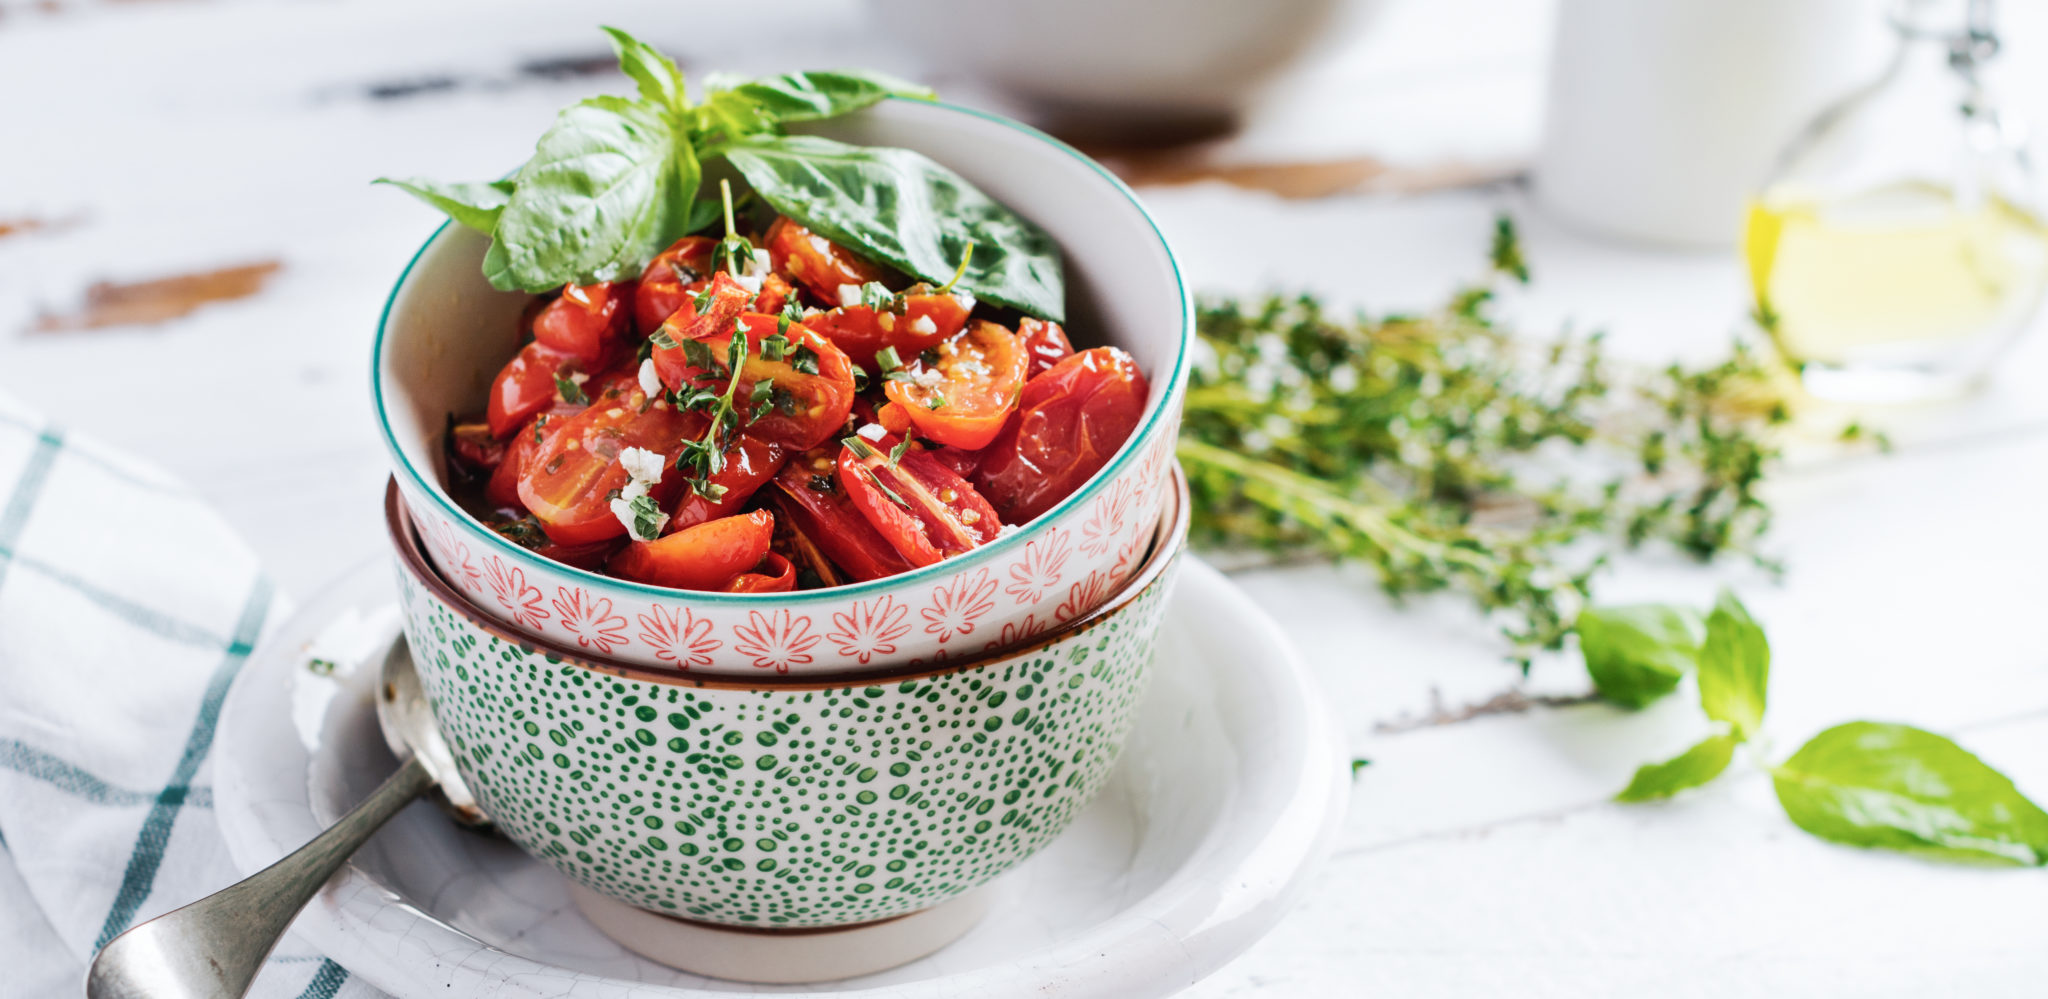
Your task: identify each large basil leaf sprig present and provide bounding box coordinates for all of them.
[726,134,1065,320]
[376,27,1065,320]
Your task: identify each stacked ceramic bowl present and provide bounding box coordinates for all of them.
[372,98,1194,963]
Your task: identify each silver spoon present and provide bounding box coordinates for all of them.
[86,636,485,999]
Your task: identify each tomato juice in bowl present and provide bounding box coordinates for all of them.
[374,97,1191,675]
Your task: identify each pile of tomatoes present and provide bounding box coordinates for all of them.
[446,217,1150,593]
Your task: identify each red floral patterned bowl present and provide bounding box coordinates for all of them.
[373,97,1191,675]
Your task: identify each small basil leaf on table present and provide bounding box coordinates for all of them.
[1697,589,1769,739]
[1576,604,1706,709]
[373,178,514,234]
[601,25,689,114]
[491,96,701,292]
[718,69,935,123]
[723,134,1065,321]
[1616,731,1740,802]
[1772,722,2048,865]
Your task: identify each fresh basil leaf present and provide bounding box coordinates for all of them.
[1616,732,1739,802]
[491,96,700,292]
[1577,604,1706,709]
[600,26,688,113]
[1773,722,2048,865]
[718,69,933,124]
[374,177,514,234]
[1697,590,1768,739]
[682,195,722,236]
[724,134,1065,321]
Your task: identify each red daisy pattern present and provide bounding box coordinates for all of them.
[921,568,998,643]
[482,556,549,631]
[1079,476,1136,558]
[1003,527,1069,606]
[827,595,911,665]
[1055,570,1114,622]
[553,586,628,653]
[734,608,821,673]
[637,605,721,670]
[984,612,1048,652]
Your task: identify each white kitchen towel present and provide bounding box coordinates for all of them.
[0,394,381,999]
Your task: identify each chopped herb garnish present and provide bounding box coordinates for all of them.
[842,435,881,460]
[918,347,941,366]
[554,373,590,405]
[760,331,792,362]
[790,344,820,375]
[624,492,665,541]
[924,390,947,410]
[650,328,680,349]
[887,438,912,467]
[672,326,753,498]
[937,240,976,294]
[711,179,754,278]
[681,337,717,372]
[851,366,871,392]
[859,281,898,312]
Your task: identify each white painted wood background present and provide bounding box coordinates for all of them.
[4,0,2047,995]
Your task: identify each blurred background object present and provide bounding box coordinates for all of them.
[1532,0,1892,248]
[870,0,1353,143]
[1745,0,2048,402]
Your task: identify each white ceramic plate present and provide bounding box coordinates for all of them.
[214,557,1347,998]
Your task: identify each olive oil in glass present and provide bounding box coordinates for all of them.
[1743,0,2046,401]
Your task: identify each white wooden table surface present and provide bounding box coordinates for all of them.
[5,1,2047,996]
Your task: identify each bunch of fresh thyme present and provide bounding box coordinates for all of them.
[1179,218,1791,666]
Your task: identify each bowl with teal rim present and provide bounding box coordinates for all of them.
[383,463,1187,951]
[373,97,1192,677]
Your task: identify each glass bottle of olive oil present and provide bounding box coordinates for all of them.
[1743,0,2047,402]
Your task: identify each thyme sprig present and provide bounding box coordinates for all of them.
[1180,217,1791,666]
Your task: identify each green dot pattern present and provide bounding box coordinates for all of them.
[396,563,1171,928]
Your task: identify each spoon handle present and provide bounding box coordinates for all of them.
[86,756,434,999]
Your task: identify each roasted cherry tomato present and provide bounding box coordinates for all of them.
[973,347,1149,524]
[447,421,506,475]
[665,432,786,534]
[489,517,624,571]
[607,510,775,590]
[883,320,1029,451]
[1018,318,1075,378]
[838,432,1003,567]
[532,281,632,365]
[517,386,704,544]
[766,217,891,304]
[769,450,916,582]
[808,293,970,369]
[634,235,717,333]
[487,341,578,439]
[754,273,796,318]
[659,314,857,452]
[649,271,755,386]
[723,551,796,593]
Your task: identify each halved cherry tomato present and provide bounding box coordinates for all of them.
[769,450,915,582]
[1018,318,1075,377]
[973,347,1149,524]
[883,320,1029,451]
[724,551,796,593]
[838,433,1003,566]
[533,281,633,365]
[659,314,856,452]
[665,432,786,534]
[771,502,848,588]
[808,294,970,369]
[635,235,717,333]
[517,387,705,544]
[875,400,913,437]
[487,341,578,438]
[649,271,756,388]
[754,273,796,318]
[766,217,891,304]
[607,510,775,590]
[447,421,505,475]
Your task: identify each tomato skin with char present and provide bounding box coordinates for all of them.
[607,510,776,591]
[883,320,1028,451]
[809,294,970,370]
[838,433,1003,567]
[766,217,891,304]
[768,451,917,582]
[972,347,1149,525]
[533,281,634,365]
[634,236,717,334]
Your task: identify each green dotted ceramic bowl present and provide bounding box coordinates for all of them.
[384,468,1187,929]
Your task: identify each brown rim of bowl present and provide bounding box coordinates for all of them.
[384,465,1190,691]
